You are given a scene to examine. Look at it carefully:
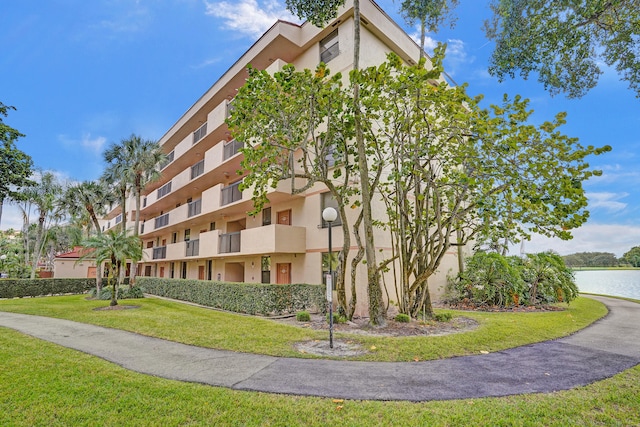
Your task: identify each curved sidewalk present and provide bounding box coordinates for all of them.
[0,295,639,401]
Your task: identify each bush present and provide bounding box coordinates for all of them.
[394,313,411,323]
[137,277,324,316]
[434,312,452,322]
[326,312,347,324]
[0,278,95,299]
[296,311,311,322]
[88,286,145,300]
[447,251,578,308]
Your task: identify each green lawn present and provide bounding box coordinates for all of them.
[0,294,606,361]
[0,294,638,426]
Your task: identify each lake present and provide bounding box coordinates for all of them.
[574,270,640,300]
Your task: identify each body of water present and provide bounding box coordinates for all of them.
[574,270,640,300]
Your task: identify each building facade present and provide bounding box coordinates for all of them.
[102,0,467,316]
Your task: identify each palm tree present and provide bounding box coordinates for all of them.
[62,180,114,235]
[20,171,63,279]
[79,229,143,306]
[62,180,115,292]
[102,144,131,235]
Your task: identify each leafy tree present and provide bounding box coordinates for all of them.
[357,51,608,317]
[79,229,143,306]
[484,0,640,98]
[228,63,358,316]
[284,0,387,325]
[0,102,33,227]
[398,0,459,58]
[623,246,640,267]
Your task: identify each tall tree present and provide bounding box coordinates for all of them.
[398,0,459,57]
[62,180,115,292]
[0,102,33,227]
[20,171,63,279]
[79,229,142,306]
[358,51,610,317]
[484,0,640,98]
[286,0,387,325]
[228,63,358,317]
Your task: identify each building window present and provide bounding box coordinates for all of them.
[321,192,342,227]
[170,262,175,279]
[261,256,271,284]
[157,182,172,198]
[191,159,205,179]
[207,260,213,280]
[320,29,339,63]
[209,222,216,231]
[223,139,244,160]
[322,252,340,285]
[171,232,177,244]
[262,207,272,226]
[184,229,191,242]
[193,122,207,144]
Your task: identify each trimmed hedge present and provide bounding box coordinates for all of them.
[137,277,325,316]
[0,278,96,299]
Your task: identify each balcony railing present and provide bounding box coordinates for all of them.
[221,181,242,206]
[191,159,204,179]
[185,239,200,257]
[154,213,169,229]
[157,182,172,199]
[223,139,244,160]
[219,232,241,254]
[160,150,175,170]
[152,246,167,260]
[193,122,207,144]
[188,199,202,217]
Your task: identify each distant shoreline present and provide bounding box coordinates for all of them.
[571,267,640,271]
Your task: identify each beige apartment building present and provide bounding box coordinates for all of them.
[102,0,466,315]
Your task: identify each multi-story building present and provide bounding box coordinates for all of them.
[102,0,467,316]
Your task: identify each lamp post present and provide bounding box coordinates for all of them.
[322,207,338,349]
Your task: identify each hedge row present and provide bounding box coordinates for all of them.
[0,278,96,299]
[137,277,325,316]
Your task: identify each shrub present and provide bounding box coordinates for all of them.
[296,311,311,322]
[434,312,452,322]
[447,251,579,308]
[0,278,95,299]
[88,286,144,300]
[326,313,347,324]
[394,313,410,323]
[137,277,324,316]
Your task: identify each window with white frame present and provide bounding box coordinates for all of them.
[320,29,339,63]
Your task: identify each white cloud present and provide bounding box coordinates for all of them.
[586,192,628,213]
[58,133,107,155]
[510,223,640,257]
[204,0,300,38]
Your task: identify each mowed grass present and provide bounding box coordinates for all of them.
[0,294,606,361]
[1,327,639,426]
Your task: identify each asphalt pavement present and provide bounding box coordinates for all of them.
[0,295,638,401]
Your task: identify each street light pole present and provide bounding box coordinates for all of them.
[322,207,338,349]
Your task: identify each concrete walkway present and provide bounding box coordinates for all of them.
[0,295,639,401]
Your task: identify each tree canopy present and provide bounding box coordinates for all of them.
[0,102,33,226]
[484,0,640,98]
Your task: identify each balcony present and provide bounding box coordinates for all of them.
[185,239,200,257]
[193,122,207,145]
[221,181,243,206]
[152,246,167,260]
[187,199,202,218]
[240,224,306,255]
[154,213,169,229]
[219,232,241,254]
[223,139,243,160]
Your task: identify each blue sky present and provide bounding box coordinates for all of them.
[1,0,639,256]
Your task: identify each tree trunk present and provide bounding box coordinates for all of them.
[352,0,386,326]
[30,213,46,279]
